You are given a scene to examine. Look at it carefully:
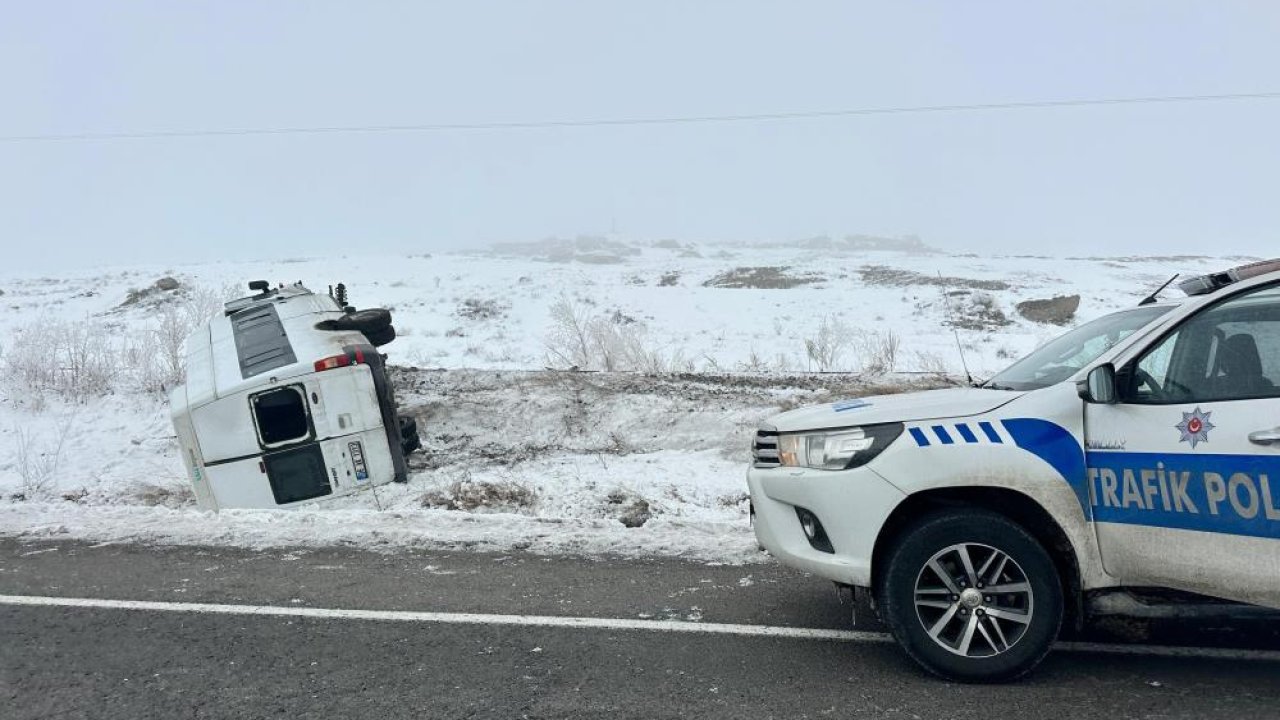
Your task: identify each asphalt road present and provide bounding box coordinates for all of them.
[2,538,1279,720]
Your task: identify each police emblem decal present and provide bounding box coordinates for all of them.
[832,399,871,412]
[1176,407,1215,448]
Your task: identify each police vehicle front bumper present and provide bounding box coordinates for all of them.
[748,464,906,588]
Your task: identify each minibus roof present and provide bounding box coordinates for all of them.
[176,284,369,409]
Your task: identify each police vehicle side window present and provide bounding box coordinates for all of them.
[251,385,313,447]
[1130,284,1280,404]
[1134,334,1177,394]
[1219,319,1280,382]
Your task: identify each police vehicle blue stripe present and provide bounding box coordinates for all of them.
[906,416,1280,541]
[1002,418,1089,515]
[978,421,1002,444]
[1087,450,1280,540]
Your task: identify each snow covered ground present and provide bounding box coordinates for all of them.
[0,238,1256,561]
[0,368,944,562]
[0,236,1249,378]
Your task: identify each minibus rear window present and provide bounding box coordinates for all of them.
[252,386,310,446]
[264,445,332,505]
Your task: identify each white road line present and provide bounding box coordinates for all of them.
[2,594,1279,663]
[0,594,883,643]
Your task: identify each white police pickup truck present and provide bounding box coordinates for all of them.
[749,259,1280,681]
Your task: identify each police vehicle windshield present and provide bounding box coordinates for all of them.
[983,305,1173,391]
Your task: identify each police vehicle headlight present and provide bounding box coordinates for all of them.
[777,423,903,471]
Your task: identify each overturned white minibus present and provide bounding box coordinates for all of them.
[169,281,420,510]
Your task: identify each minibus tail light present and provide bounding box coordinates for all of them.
[314,348,367,372]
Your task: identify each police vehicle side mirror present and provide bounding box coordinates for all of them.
[1078,364,1117,404]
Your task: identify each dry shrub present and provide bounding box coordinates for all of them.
[856,329,901,375]
[2,283,234,402]
[913,351,951,376]
[457,298,508,321]
[804,315,850,372]
[803,319,902,374]
[12,426,68,498]
[3,320,120,404]
[545,295,693,372]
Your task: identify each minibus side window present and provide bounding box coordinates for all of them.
[252,386,311,446]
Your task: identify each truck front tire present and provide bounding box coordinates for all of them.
[876,509,1063,682]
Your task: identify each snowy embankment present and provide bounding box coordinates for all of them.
[0,369,944,561]
[0,239,1252,560]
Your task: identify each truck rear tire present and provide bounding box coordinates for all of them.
[876,509,1063,683]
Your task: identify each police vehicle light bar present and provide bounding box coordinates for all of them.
[1177,258,1280,297]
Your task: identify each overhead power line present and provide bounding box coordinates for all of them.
[3,90,1280,144]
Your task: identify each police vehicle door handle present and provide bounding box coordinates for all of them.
[1248,428,1280,446]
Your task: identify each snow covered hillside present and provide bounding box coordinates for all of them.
[0,238,1257,560]
[0,237,1250,378]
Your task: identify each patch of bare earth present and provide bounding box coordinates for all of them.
[419,478,538,512]
[859,265,1010,292]
[703,266,824,289]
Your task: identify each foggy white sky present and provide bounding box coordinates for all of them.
[2,1,1279,271]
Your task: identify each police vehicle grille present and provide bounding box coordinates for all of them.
[753,430,780,468]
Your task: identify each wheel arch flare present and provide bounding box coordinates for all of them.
[872,413,1109,593]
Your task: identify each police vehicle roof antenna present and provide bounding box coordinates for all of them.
[1139,273,1179,306]
[937,272,975,386]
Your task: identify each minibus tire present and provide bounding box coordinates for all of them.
[399,417,422,454]
[875,509,1063,683]
[399,416,418,438]
[338,308,392,331]
[363,325,396,347]
[401,433,422,455]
